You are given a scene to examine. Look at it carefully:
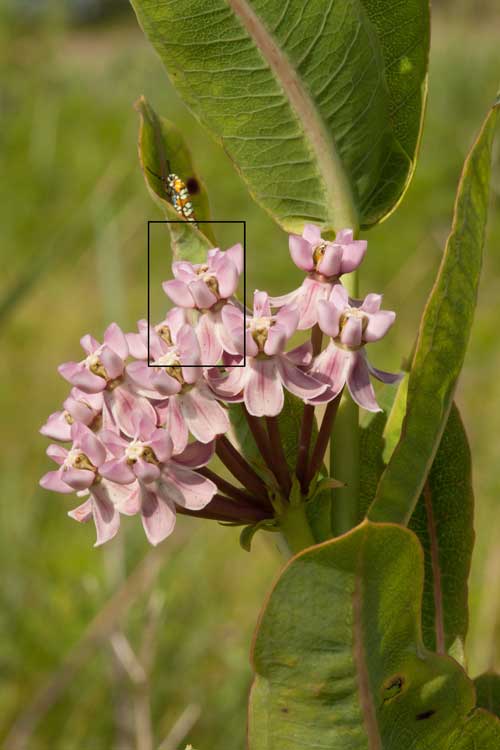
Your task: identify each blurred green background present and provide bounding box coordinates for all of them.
[1,2,500,748]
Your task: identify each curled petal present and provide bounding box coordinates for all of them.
[80,334,100,355]
[339,239,367,274]
[40,470,73,494]
[100,458,136,484]
[189,279,218,309]
[174,440,215,468]
[364,310,396,343]
[99,345,124,380]
[90,485,121,546]
[289,234,314,271]
[207,364,247,402]
[360,293,382,314]
[104,322,128,360]
[172,260,197,283]
[245,358,284,417]
[166,307,188,338]
[62,467,96,491]
[340,316,363,347]
[277,356,326,401]
[317,298,342,338]
[58,362,106,393]
[225,243,244,275]
[103,479,140,516]
[317,243,342,277]
[163,279,193,307]
[72,422,106,466]
[46,443,68,464]
[253,290,271,318]
[347,351,381,412]
[68,498,93,522]
[216,255,239,298]
[161,463,217,510]
[150,368,182,397]
[140,484,176,545]
[41,412,72,441]
[367,360,403,385]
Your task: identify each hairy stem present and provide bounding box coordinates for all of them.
[265,416,291,496]
[330,270,360,536]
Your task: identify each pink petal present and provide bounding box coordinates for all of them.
[289,234,314,271]
[207,365,248,401]
[161,463,217,510]
[90,485,121,546]
[73,423,106,466]
[100,458,136,484]
[100,345,124,380]
[364,311,396,343]
[172,260,197,283]
[296,278,331,330]
[104,322,128,360]
[149,428,173,462]
[286,341,313,366]
[41,412,72,441]
[317,244,342,276]
[245,358,284,417]
[339,239,367,275]
[367,360,403,385]
[268,288,301,309]
[163,279,193,307]
[164,398,189,454]
[340,316,363,347]
[253,290,271,318]
[347,352,381,412]
[225,243,244,275]
[126,360,155,391]
[140,484,176,545]
[221,304,246,355]
[46,444,68,464]
[80,334,100,354]
[126,331,148,360]
[133,457,161,483]
[360,293,382,314]
[166,307,188,338]
[40,470,73,494]
[264,322,287,356]
[108,387,157,438]
[99,429,127,457]
[189,279,218,309]
[302,223,322,245]
[174,440,215,468]
[329,283,349,310]
[215,255,239,298]
[68,498,93,522]
[62,467,95,491]
[275,305,299,338]
[277,356,327,401]
[317,298,342,338]
[177,324,201,368]
[58,362,106,393]
[107,480,141,515]
[308,343,349,403]
[197,314,223,366]
[178,384,229,442]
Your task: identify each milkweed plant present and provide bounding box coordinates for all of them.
[40,1,500,748]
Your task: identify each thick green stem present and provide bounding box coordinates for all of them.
[330,270,360,536]
[278,502,315,557]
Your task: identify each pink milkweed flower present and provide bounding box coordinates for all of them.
[99,413,217,546]
[40,389,103,441]
[269,225,367,329]
[310,285,401,412]
[39,423,122,545]
[210,291,326,417]
[126,320,229,447]
[163,246,244,365]
[58,322,156,438]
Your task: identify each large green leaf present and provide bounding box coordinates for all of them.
[369,100,499,525]
[135,95,214,261]
[131,0,430,232]
[475,673,500,718]
[249,521,500,749]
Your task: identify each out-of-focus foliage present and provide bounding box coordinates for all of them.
[1,3,500,749]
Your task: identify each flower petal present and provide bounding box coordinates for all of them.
[221,304,246,355]
[72,422,106,466]
[253,290,271,318]
[277,355,327,401]
[126,331,148,360]
[347,351,382,412]
[40,412,72,441]
[275,305,299,338]
[189,279,218,309]
[360,293,382,314]
[149,428,173,463]
[216,255,239,298]
[162,279,193,307]
[302,223,322,245]
[286,341,313,366]
[140,484,176,545]
[164,398,189,454]
[367,360,403,385]
[68,498,93,522]
[364,310,396,343]
[340,316,363,347]
[104,322,128,359]
[100,458,136,484]
[308,342,349,403]
[63,467,96,491]
[80,334,100,355]
[174,439,215,468]
[197,314,223,366]
[58,362,106,393]
[178,384,229,442]
[289,234,314,271]
[162,463,217,510]
[339,239,367,275]
[225,243,244,275]
[296,278,331,330]
[108,387,157,438]
[245,358,284,417]
[317,243,342,277]
[317,298,342,338]
[133,457,161,483]
[40,470,73,494]
[263,322,287,356]
[90,485,121,546]
[99,345,124,380]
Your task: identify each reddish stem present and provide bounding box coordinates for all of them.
[216,435,268,500]
[306,392,342,487]
[265,416,291,496]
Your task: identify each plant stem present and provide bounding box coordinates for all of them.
[215,435,268,500]
[278,502,315,556]
[296,404,314,492]
[306,392,342,486]
[330,270,360,536]
[177,494,270,524]
[265,416,291,496]
[198,467,271,511]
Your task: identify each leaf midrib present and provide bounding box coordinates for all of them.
[227,0,359,232]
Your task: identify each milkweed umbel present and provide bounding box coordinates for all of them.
[146,164,198,226]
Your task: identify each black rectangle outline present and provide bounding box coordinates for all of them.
[147,220,246,367]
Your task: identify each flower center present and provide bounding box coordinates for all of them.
[157,324,173,346]
[64,449,96,473]
[196,265,220,297]
[249,316,274,352]
[312,241,327,268]
[125,440,158,465]
[339,307,368,332]
[155,350,185,384]
[86,352,108,380]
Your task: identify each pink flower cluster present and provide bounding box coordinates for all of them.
[40,227,400,546]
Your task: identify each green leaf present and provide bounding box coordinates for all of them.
[135,95,215,261]
[474,673,500,718]
[408,404,474,663]
[131,0,430,232]
[369,101,499,525]
[249,521,500,749]
[240,519,279,551]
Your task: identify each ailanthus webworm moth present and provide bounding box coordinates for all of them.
[146,163,198,227]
